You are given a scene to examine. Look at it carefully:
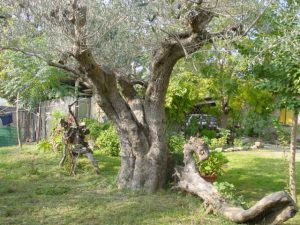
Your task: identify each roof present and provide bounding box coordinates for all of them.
[188,97,216,114]
[0,106,16,115]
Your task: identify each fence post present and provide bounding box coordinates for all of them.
[16,93,22,150]
[36,102,41,142]
[75,79,80,118]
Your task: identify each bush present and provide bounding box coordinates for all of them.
[200,129,217,140]
[214,182,246,207]
[95,125,120,156]
[197,151,229,176]
[242,112,274,141]
[168,134,186,154]
[209,129,230,150]
[50,110,67,130]
[37,139,53,152]
[185,116,200,137]
[82,118,110,140]
[233,138,244,148]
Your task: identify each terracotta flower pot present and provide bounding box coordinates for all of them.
[201,174,217,183]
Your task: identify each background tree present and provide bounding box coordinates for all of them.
[241,0,300,204]
[168,45,275,139]
[0,51,73,108]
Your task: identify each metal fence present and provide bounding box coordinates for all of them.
[0,127,18,147]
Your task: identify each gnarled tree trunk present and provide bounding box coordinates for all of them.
[68,1,244,192]
[175,138,298,224]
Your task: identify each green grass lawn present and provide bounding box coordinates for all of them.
[0,145,299,225]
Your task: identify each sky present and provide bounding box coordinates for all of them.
[0,98,10,106]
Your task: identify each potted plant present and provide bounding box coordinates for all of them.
[197,151,229,183]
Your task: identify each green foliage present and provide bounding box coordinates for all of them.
[35,185,71,195]
[185,116,200,137]
[37,139,52,152]
[214,182,246,207]
[200,129,217,140]
[166,70,208,123]
[233,138,244,148]
[209,129,230,150]
[81,119,119,156]
[242,1,300,112]
[241,112,274,140]
[50,111,66,129]
[95,125,120,157]
[82,118,110,140]
[48,111,66,152]
[273,120,290,145]
[0,51,73,108]
[168,133,186,165]
[209,138,225,150]
[49,127,64,152]
[168,134,186,154]
[197,151,229,176]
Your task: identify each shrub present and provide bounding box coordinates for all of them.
[37,139,53,152]
[50,110,67,130]
[197,151,229,176]
[233,138,244,148]
[95,125,120,156]
[209,129,230,150]
[185,116,200,137]
[200,129,217,140]
[168,134,186,154]
[242,112,274,141]
[214,182,246,207]
[82,118,110,140]
[49,127,64,152]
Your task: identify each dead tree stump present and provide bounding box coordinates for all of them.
[59,101,100,175]
[174,137,298,225]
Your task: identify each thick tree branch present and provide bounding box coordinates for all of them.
[175,138,298,225]
[116,76,148,128]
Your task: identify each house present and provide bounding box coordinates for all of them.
[279,108,300,142]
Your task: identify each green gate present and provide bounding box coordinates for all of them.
[0,127,18,147]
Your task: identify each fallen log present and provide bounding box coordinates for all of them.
[174,137,298,225]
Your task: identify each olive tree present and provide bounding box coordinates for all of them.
[0,0,268,192]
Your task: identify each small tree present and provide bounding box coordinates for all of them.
[247,0,300,204]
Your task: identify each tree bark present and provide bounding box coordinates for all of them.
[175,137,298,224]
[220,97,230,129]
[289,111,298,205]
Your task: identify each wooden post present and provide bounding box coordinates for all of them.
[289,110,298,205]
[44,111,47,139]
[75,79,80,118]
[36,102,42,142]
[16,93,22,150]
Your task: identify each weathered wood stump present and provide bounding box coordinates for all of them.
[174,137,298,225]
[59,101,100,175]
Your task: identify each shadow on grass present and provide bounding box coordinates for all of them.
[219,155,300,202]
